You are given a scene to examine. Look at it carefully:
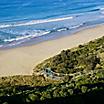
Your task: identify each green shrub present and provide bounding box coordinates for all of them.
[81,86,88,93]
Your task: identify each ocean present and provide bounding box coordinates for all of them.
[0,0,104,48]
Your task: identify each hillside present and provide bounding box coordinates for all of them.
[1,36,104,103]
[33,36,104,79]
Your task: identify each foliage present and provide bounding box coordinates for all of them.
[1,36,104,103]
[34,36,104,74]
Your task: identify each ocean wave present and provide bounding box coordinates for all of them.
[3,31,50,42]
[0,24,12,28]
[100,7,104,14]
[7,41,26,47]
[0,45,3,48]
[99,7,104,11]
[1,23,83,45]
[53,24,83,32]
[0,16,73,29]
[57,28,69,32]
[70,23,83,29]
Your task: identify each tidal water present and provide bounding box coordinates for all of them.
[0,0,104,48]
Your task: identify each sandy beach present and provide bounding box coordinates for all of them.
[0,24,104,77]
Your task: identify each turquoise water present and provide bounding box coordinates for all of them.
[1,0,104,48]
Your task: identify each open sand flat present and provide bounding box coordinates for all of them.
[0,24,104,77]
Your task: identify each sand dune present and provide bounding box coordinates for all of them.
[0,24,104,77]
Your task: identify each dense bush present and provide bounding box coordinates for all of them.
[34,36,104,74]
[1,36,104,103]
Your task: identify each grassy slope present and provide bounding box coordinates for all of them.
[1,36,104,103]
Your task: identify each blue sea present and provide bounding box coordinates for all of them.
[1,0,104,48]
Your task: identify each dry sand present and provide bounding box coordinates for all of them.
[0,24,104,77]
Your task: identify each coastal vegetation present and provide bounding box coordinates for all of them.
[1,36,104,103]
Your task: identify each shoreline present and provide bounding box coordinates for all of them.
[0,24,104,77]
[1,19,104,50]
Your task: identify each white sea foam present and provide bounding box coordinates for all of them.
[100,7,104,10]
[7,41,26,47]
[2,31,50,47]
[4,31,50,42]
[70,23,83,29]
[2,23,83,43]
[0,16,73,28]
[99,7,104,14]
[0,24,12,28]
[57,28,68,32]
[0,45,3,48]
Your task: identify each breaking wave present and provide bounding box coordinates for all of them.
[0,16,73,29]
